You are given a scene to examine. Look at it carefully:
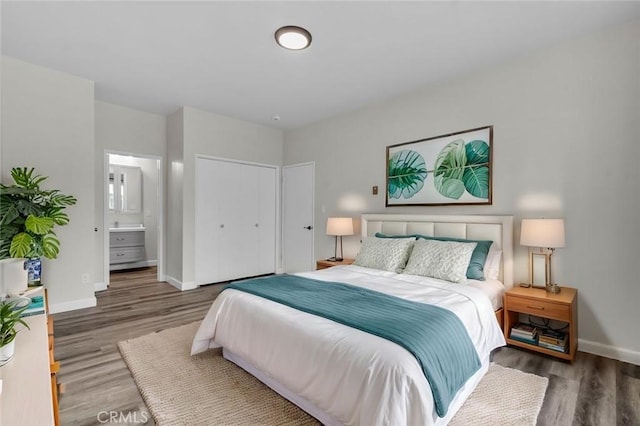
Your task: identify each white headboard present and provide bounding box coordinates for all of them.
[361,214,514,288]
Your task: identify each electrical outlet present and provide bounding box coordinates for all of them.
[82,273,90,284]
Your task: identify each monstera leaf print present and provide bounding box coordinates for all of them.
[462,140,490,199]
[434,140,467,199]
[387,150,428,199]
[434,139,490,200]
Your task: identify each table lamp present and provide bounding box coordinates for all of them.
[326,217,354,261]
[520,218,565,293]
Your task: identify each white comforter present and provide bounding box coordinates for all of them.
[192,265,506,425]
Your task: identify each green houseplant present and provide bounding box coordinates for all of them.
[0,167,77,285]
[0,300,30,366]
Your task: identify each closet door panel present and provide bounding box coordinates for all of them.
[257,166,277,275]
[218,162,260,281]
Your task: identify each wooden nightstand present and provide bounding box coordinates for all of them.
[316,258,355,270]
[503,285,578,362]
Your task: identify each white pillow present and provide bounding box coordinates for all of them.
[403,239,477,283]
[353,237,414,272]
[484,248,502,280]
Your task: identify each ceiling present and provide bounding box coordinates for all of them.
[2,1,639,129]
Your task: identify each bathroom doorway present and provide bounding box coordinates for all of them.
[101,151,164,290]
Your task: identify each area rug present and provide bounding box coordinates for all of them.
[118,322,548,426]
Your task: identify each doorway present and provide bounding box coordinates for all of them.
[282,163,315,272]
[101,151,164,290]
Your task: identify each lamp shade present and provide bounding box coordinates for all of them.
[326,217,354,236]
[520,218,565,248]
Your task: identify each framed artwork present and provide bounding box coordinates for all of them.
[386,125,493,206]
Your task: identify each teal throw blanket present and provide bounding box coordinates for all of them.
[226,274,481,417]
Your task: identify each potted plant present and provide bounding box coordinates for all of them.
[0,167,77,286]
[0,300,30,366]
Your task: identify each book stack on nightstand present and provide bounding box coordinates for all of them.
[509,323,539,345]
[538,329,568,353]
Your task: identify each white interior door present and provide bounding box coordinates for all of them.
[218,161,260,281]
[257,166,277,275]
[283,163,314,272]
[195,157,222,284]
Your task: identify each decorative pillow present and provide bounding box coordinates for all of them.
[403,239,477,284]
[484,248,502,280]
[353,237,414,272]
[374,232,418,239]
[416,235,492,280]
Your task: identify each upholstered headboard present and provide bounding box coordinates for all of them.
[361,214,514,288]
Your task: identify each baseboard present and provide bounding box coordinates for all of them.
[109,259,158,271]
[579,338,640,366]
[165,275,198,291]
[49,296,97,314]
[94,282,107,292]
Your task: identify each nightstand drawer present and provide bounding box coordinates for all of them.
[505,295,570,321]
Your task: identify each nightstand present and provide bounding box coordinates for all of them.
[316,258,355,270]
[503,285,578,362]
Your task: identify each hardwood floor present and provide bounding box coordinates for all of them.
[53,268,640,425]
[54,267,225,425]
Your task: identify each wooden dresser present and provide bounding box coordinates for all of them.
[0,288,59,425]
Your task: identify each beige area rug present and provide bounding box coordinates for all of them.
[119,322,548,426]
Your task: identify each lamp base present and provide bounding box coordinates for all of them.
[546,283,561,294]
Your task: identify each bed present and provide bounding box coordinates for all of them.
[192,214,513,425]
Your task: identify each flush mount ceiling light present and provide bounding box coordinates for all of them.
[275,26,312,50]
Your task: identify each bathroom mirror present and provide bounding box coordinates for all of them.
[109,165,142,214]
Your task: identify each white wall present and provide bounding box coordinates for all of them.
[284,21,640,358]
[168,106,283,287]
[166,109,185,284]
[96,101,167,157]
[1,56,97,312]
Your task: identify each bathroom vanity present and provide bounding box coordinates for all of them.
[109,225,145,270]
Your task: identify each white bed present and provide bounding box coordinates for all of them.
[192,214,513,425]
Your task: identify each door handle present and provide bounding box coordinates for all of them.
[303,226,313,230]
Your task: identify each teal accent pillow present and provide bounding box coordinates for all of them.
[374,232,418,239]
[416,235,493,280]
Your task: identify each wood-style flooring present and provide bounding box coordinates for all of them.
[53,268,640,426]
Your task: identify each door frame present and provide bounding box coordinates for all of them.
[282,162,315,272]
[102,150,164,290]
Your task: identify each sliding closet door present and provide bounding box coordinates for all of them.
[195,157,277,285]
[195,157,223,284]
[257,166,276,275]
[218,162,260,281]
